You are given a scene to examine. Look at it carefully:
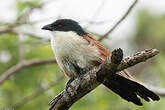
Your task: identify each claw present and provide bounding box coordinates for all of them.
[65,77,75,92]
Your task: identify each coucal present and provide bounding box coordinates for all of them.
[42,19,160,106]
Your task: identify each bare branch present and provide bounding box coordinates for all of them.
[7,49,164,109]
[0,28,13,34]
[148,86,165,97]
[16,0,55,25]
[84,0,107,29]
[117,49,159,71]
[15,31,50,41]
[48,48,159,110]
[0,0,57,35]
[0,58,56,85]
[0,29,49,41]
[98,0,138,41]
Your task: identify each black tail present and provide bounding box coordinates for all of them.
[100,74,160,106]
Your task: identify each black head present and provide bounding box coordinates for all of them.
[42,19,87,36]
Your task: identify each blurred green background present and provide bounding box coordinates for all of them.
[0,0,165,110]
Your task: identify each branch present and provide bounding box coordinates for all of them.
[0,0,55,35]
[148,86,165,97]
[10,49,165,108]
[0,58,56,85]
[84,0,107,29]
[48,48,159,110]
[0,29,49,43]
[15,31,50,41]
[98,0,138,41]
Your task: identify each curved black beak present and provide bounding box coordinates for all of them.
[42,24,53,31]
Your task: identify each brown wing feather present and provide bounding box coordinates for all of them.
[82,34,110,62]
[82,34,160,105]
[82,34,132,79]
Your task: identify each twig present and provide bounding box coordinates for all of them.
[0,58,56,85]
[0,28,13,33]
[0,0,56,34]
[16,0,54,24]
[48,48,159,110]
[148,86,165,97]
[98,0,138,41]
[15,31,50,41]
[85,0,107,29]
[0,29,49,41]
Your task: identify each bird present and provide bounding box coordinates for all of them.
[42,19,160,106]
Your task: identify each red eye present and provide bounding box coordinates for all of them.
[58,24,62,27]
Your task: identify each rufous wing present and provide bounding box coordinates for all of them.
[82,34,160,105]
[82,34,132,78]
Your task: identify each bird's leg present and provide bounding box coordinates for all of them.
[65,77,75,92]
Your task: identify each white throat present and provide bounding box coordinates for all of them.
[50,31,87,55]
[51,31,78,39]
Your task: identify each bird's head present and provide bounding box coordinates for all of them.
[42,19,86,36]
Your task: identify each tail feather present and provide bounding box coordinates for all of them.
[113,74,160,101]
[101,74,160,105]
[136,92,150,102]
[106,80,143,105]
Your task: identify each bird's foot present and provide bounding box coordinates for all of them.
[65,77,75,92]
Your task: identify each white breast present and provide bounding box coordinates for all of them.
[50,31,100,77]
[51,31,87,56]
